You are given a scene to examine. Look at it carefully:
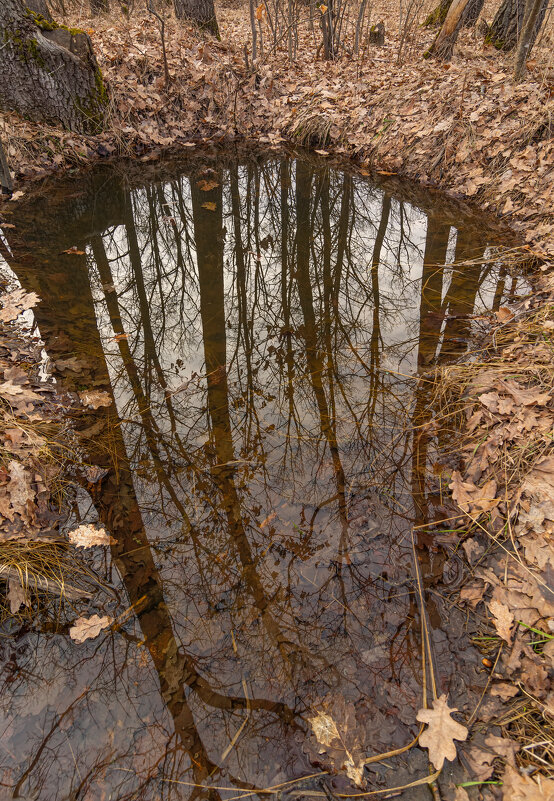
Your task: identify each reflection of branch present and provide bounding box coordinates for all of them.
[13,688,89,797]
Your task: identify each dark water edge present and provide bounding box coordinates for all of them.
[0,148,522,801]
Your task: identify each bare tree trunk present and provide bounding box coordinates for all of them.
[425,0,473,60]
[514,0,544,79]
[91,0,110,12]
[174,0,219,37]
[463,0,484,26]
[486,0,547,50]
[0,0,107,133]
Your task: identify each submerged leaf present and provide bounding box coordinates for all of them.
[307,694,366,786]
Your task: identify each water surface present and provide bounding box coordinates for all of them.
[0,151,519,800]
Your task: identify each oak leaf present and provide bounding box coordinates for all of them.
[68,524,114,548]
[501,764,554,800]
[0,288,40,323]
[78,390,112,409]
[69,614,112,643]
[416,694,468,770]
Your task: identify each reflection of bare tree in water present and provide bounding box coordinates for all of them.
[0,156,515,800]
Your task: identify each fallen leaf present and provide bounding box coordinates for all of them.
[501,764,554,800]
[7,460,35,510]
[490,682,520,700]
[68,524,114,548]
[8,575,28,613]
[201,201,217,211]
[495,306,514,323]
[416,694,468,770]
[62,246,86,255]
[0,288,40,323]
[450,472,499,518]
[78,390,112,409]
[489,599,515,643]
[69,614,112,643]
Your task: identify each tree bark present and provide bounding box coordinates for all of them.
[486,0,547,50]
[91,0,110,12]
[514,0,545,79]
[174,0,219,37]
[463,0,484,26]
[423,0,453,27]
[425,0,473,60]
[0,0,107,133]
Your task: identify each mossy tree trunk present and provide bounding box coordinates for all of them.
[425,0,473,60]
[0,0,107,133]
[486,0,547,50]
[174,0,220,37]
[424,0,483,27]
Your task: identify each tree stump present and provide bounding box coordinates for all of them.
[0,0,107,134]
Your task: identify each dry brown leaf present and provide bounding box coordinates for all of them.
[7,460,35,511]
[62,246,85,255]
[78,390,112,409]
[416,694,468,770]
[495,306,514,323]
[69,614,112,643]
[483,734,519,766]
[489,599,515,644]
[490,682,520,700]
[68,524,114,548]
[498,379,550,407]
[201,201,216,211]
[0,288,40,323]
[8,575,28,613]
[449,472,499,518]
[502,764,554,800]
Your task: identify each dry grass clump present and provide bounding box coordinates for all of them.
[0,540,100,622]
[290,108,336,148]
[498,694,554,777]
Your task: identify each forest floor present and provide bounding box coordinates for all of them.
[0,0,553,797]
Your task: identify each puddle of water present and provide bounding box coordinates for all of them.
[0,152,520,800]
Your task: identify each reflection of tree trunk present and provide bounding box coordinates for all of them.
[295,161,349,553]
[191,174,295,668]
[368,193,391,423]
[411,216,450,527]
[438,229,486,363]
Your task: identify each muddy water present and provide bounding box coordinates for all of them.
[0,152,519,800]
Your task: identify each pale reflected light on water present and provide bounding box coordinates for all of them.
[0,152,519,800]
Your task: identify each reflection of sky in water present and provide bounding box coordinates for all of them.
[0,158,521,801]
